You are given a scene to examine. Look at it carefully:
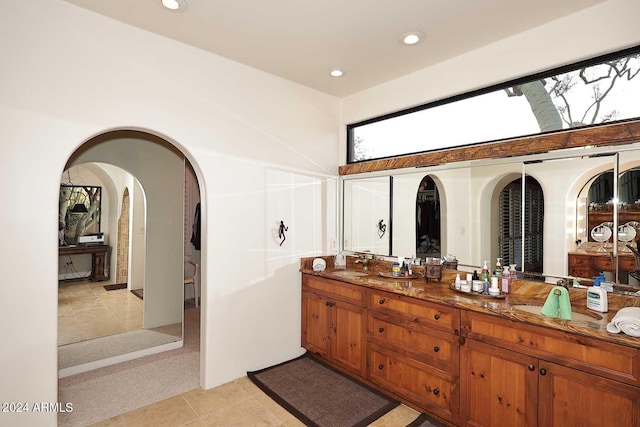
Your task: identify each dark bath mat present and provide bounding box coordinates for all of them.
[247,352,398,427]
[103,283,127,291]
[130,289,143,300]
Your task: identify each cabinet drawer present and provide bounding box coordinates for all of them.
[593,255,613,270]
[368,312,459,374]
[569,255,591,268]
[368,289,459,333]
[303,275,365,304]
[368,343,458,424]
[619,256,637,271]
[569,267,592,279]
[461,311,640,387]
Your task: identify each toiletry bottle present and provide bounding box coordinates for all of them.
[481,261,490,283]
[494,257,502,277]
[392,262,400,277]
[501,265,511,293]
[510,264,517,279]
[455,273,461,289]
[586,279,608,312]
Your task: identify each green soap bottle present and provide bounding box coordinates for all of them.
[481,261,490,282]
[494,257,502,277]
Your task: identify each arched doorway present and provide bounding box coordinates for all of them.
[58,129,203,373]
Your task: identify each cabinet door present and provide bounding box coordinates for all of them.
[460,339,538,427]
[369,344,458,424]
[538,362,640,427]
[301,291,331,358]
[331,300,366,376]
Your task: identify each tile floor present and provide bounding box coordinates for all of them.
[88,376,421,427]
[58,279,144,346]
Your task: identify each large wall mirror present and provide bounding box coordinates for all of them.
[342,141,640,295]
[343,176,392,255]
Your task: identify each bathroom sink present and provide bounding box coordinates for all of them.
[511,304,602,321]
[331,270,369,278]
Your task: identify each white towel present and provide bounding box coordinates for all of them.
[606,307,640,337]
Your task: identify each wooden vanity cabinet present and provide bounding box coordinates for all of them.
[366,289,461,425]
[301,273,640,427]
[460,311,640,427]
[301,275,366,376]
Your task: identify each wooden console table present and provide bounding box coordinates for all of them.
[59,244,110,281]
[568,250,636,280]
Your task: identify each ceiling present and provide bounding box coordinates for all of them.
[64,0,606,97]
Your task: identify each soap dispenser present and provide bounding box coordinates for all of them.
[481,261,490,282]
[587,275,608,313]
[494,257,503,277]
[501,265,511,293]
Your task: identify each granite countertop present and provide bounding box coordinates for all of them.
[300,266,640,349]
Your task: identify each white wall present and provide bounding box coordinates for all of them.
[0,1,339,426]
[341,0,640,133]
[130,178,147,292]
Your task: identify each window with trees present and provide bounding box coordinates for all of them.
[348,46,640,163]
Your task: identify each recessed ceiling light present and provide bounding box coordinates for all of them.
[161,0,188,12]
[401,31,425,46]
[329,69,344,77]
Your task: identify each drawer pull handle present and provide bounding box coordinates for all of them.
[378,327,385,333]
[528,365,535,372]
[379,299,385,305]
[378,364,384,370]
[433,388,440,396]
[433,346,440,353]
[325,301,334,307]
[539,368,547,376]
[434,314,441,320]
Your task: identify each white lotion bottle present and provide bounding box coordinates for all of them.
[586,281,608,313]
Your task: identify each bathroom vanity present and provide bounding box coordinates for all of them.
[300,256,640,427]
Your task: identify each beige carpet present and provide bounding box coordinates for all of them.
[58,307,200,427]
[58,328,182,369]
